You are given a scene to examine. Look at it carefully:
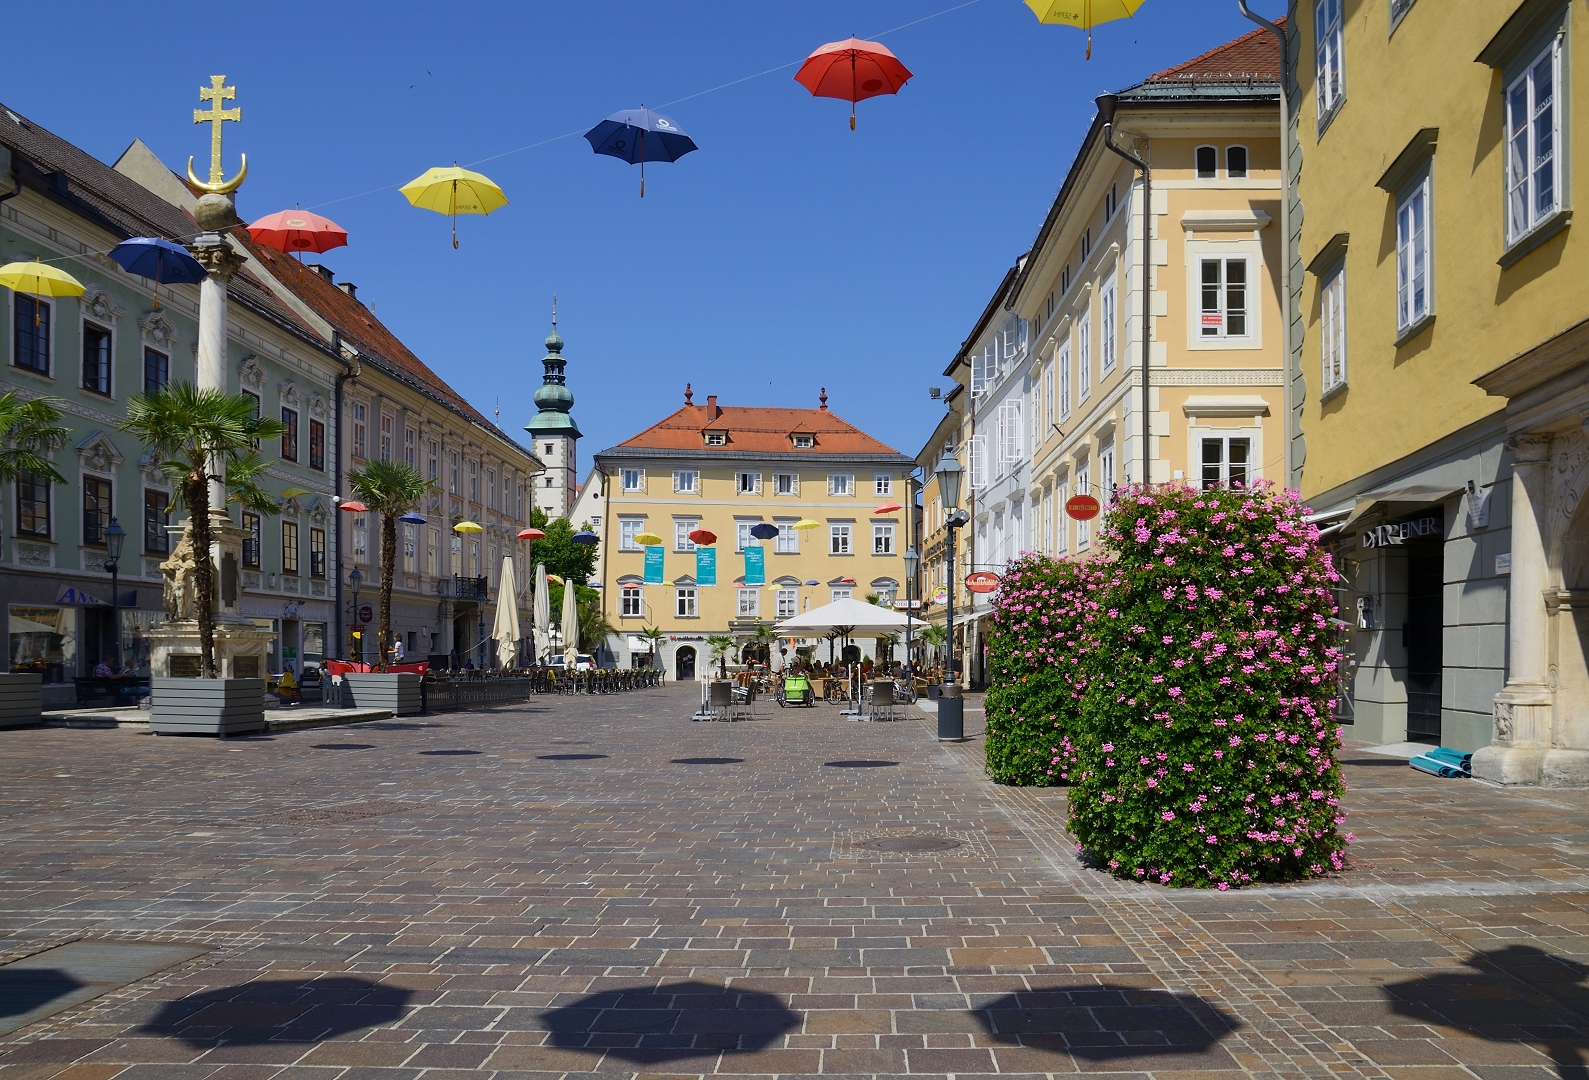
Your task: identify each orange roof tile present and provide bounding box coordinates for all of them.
[605,401,908,460]
[1146,20,1283,84]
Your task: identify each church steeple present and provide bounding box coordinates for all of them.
[526,297,581,440]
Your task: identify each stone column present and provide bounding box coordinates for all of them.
[1475,434,1554,785]
[187,193,247,513]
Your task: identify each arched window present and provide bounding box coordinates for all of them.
[1226,145,1249,179]
[1195,145,1218,179]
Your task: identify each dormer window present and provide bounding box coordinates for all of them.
[792,434,814,449]
[705,431,727,446]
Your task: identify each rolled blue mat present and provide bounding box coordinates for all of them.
[1410,753,1467,778]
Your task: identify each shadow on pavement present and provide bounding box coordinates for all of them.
[140,976,413,1047]
[542,980,799,1064]
[538,753,608,760]
[971,985,1240,1063]
[0,968,84,1021]
[1385,945,1589,1080]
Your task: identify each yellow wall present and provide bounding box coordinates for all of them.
[600,461,909,633]
[1294,0,1585,497]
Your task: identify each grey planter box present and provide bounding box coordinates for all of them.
[0,673,43,728]
[340,673,421,715]
[150,678,267,736]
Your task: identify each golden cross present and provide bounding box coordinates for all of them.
[193,75,240,187]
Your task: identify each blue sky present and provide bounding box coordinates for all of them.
[4,1,1272,465]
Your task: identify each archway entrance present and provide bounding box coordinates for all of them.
[675,646,696,681]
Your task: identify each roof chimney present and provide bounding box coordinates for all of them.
[819,388,829,411]
[337,281,357,300]
[684,382,693,405]
[706,394,719,420]
[307,263,335,283]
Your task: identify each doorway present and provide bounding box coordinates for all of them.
[675,646,696,681]
[1404,537,1444,743]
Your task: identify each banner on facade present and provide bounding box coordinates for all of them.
[643,546,665,584]
[743,545,765,585]
[696,546,717,586]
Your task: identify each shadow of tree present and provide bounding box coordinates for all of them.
[1385,945,1589,1080]
[970,985,1241,1063]
[542,980,799,1065]
[139,976,412,1047]
[0,968,84,1022]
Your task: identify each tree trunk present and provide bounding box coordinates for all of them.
[186,469,218,679]
[379,511,396,672]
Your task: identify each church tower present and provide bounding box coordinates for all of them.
[525,303,581,520]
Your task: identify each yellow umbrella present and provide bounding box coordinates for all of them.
[633,531,665,547]
[792,519,822,531]
[1022,0,1146,59]
[400,165,509,249]
[453,520,483,534]
[0,259,86,298]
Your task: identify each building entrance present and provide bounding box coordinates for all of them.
[675,646,696,681]
[1405,536,1444,743]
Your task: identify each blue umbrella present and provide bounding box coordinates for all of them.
[109,238,206,310]
[583,108,698,198]
[571,530,600,545]
[749,522,780,541]
[399,512,427,525]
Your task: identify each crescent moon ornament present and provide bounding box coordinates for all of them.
[186,152,248,195]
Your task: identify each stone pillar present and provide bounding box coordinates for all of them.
[186,194,247,514]
[1475,434,1554,784]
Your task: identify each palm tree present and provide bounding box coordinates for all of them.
[578,593,617,655]
[707,634,735,679]
[640,624,665,669]
[346,460,431,672]
[121,385,285,678]
[0,390,69,486]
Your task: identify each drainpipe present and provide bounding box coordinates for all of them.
[1238,0,1299,489]
[1096,95,1152,485]
[333,334,360,660]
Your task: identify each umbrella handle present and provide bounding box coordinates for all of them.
[851,52,857,131]
[451,179,460,249]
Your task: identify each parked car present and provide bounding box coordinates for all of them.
[555,653,596,672]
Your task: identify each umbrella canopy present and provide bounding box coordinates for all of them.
[749,522,780,541]
[453,520,483,534]
[1022,0,1145,58]
[775,596,910,636]
[561,579,582,662]
[108,238,206,288]
[874,502,903,514]
[533,562,551,663]
[399,166,508,248]
[0,259,84,299]
[688,528,717,546]
[492,556,521,668]
[247,209,348,255]
[584,108,699,198]
[517,527,545,541]
[572,530,600,545]
[399,511,427,524]
[794,37,913,129]
[792,519,822,531]
[633,531,664,547]
[338,500,368,513]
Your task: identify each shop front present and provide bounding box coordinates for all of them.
[3,571,169,707]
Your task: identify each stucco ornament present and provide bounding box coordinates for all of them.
[81,283,125,322]
[1494,699,1515,743]
[238,356,267,392]
[139,308,179,350]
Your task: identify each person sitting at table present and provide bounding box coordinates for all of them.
[93,659,114,678]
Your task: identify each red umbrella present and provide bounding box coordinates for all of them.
[338,500,368,513]
[874,502,903,514]
[517,527,546,541]
[247,209,348,256]
[795,37,913,130]
[688,528,718,546]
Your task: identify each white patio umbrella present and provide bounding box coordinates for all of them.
[492,556,520,669]
[560,580,581,664]
[533,562,551,664]
[777,598,909,716]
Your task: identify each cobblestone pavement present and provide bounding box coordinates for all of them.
[3,686,1589,1079]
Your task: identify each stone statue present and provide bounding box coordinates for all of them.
[161,530,197,621]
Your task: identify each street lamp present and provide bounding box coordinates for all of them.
[903,545,919,683]
[934,454,968,742]
[348,567,363,663]
[103,517,126,671]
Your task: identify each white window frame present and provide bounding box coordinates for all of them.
[1055,479,1069,555]
[736,470,761,495]
[830,523,852,555]
[1075,464,1091,550]
[969,434,989,491]
[830,587,853,604]
[1099,442,1115,503]
[1226,145,1249,179]
[1506,39,1563,245]
[1041,487,1053,556]
[1315,0,1344,121]
[736,521,756,552]
[998,398,1024,466]
[676,587,698,618]
[1197,256,1252,341]
[873,522,895,555]
[1100,278,1117,375]
[620,584,644,618]
[774,471,798,496]
[704,431,727,446]
[1199,435,1255,489]
[672,469,699,494]
[675,518,699,552]
[774,519,798,554]
[736,588,760,618]
[619,516,645,551]
[621,467,645,493]
[776,588,798,619]
[1078,313,1092,401]
[1321,265,1348,395]
[1396,174,1433,333]
[873,473,892,497]
[1058,340,1071,419]
[827,473,853,497]
[1195,144,1218,180]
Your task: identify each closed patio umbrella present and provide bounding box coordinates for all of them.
[493,556,520,669]
[561,580,582,664]
[533,562,551,664]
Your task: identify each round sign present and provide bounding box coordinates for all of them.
[1065,494,1101,521]
[932,586,949,604]
[358,604,373,624]
[965,571,1001,594]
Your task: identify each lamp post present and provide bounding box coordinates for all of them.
[934,454,968,742]
[348,567,363,663]
[903,545,919,683]
[103,517,126,671]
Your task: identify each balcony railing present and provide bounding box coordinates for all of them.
[434,575,489,600]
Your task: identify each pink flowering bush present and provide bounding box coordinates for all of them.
[1066,483,1350,888]
[985,555,1108,785]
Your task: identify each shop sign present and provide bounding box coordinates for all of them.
[1065,494,1101,521]
[55,587,105,605]
[965,571,1001,594]
[892,599,923,609]
[932,585,949,603]
[358,604,373,623]
[1361,516,1439,549]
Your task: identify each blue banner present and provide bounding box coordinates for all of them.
[743,545,765,586]
[696,546,717,586]
[643,546,665,584]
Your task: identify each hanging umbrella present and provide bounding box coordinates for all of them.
[584,108,699,198]
[517,527,545,541]
[561,578,582,663]
[399,511,427,525]
[688,528,717,546]
[0,259,85,302]
[246,209,348,257]
[533,561,551,664]
[792,519,822,531]
[633,531,664,547]
[794,37,913,130]
[749,522,780,541]
[339,500,369,513]
[572,530,600,545]
[874,502,903,514]
[493,556,521,669]
[453,520,483,534]
[399,165,509,249]
[1022,0,1146,59]
[108,238,206,311]
[280,487,312,498]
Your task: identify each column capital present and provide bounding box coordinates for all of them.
[187,237,246,283]
[1507,432,1554,464]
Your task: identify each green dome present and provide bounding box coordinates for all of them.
[525,317,581,439]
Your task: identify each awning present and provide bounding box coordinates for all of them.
[1342,483,1464,532]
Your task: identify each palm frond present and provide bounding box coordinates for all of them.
[347,459,432,514]
[0,391,69,484]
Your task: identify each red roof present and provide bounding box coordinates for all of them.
[1146,20,1283,83]
[613,401,904,457]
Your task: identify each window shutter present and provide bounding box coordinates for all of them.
[1000,399,1024,464]
[969,434,989,490]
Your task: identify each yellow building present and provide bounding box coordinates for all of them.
[1292,0,1589,776]
[589,388,914,679]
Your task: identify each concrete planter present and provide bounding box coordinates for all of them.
[150,678,267,736]
[0,673,43,728]
[341,673,422,716]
